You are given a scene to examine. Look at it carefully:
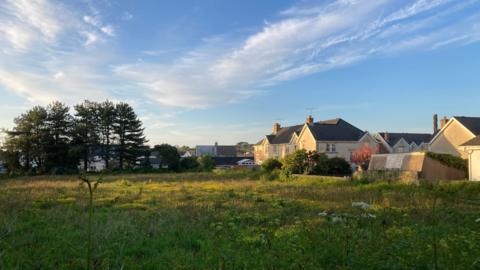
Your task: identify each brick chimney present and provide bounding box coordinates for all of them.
[306,115,314,125]
[273,123,281,134]
[440,116,449,129]
[433,114,438,134]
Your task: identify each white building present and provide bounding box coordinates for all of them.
[460,135,480,181]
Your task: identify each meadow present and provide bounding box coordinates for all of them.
[1,172,479,269]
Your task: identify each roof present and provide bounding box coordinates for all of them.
[307,118,366,141]
[454,116,480,135]
[269,125,304,144]
[216,145,237,156]
[258,118,366,145]
[378,132,432,147]
[460,135,480,147]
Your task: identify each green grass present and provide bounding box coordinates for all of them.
[1,172,480,269]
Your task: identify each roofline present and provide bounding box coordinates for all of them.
[373,133,394,153]
[429,117,476,145]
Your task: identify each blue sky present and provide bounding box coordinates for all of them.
[1,0,480,146]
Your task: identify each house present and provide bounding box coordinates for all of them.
[196,142,237,157]
[374,133,432,153]
[429,116,480,158]
[460,135,480,181]
[254,116,377,164]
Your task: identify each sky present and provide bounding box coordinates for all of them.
[1,0,480,146]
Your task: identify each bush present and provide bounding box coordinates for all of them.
[426,152,468,173]
[180,157,200,171]
[197,155,215,172]
[261,158,283,173]
[282,150,309,174]
[326,157,352,176]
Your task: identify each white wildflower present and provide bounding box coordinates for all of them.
[318,211,328,217]
[475,218,480,223]
[352,202,371,210]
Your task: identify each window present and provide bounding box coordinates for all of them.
[326,144,331,152]
[332,144,336,152]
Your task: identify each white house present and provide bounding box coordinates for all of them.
[460,135,480,181]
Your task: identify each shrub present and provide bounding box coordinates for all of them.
[326,157,352,176]
[426,152,468,173]
[197,155,215,172]
[282,149,309,174]
[261,158,283,173]
[180,157,200,171]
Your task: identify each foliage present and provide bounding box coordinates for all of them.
[351,143,379,169]
[180,157,200,171]
[325,157,352,176]
[113,103,147,169]
[198,154,215,172]
[0,174,478,269]
[2,100,147,174]
[261,158,283,173]
[154,144,180,171]
[283,150,352,176]
[282,149,309,174]
[426,152,468,173]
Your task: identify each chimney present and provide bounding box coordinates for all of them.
[306,115,314,125]
[440,116,449,129]
[273,123,281,134]
[433,114,438,134]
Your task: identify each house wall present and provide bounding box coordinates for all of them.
[468,149,480,181]
[253,142,296,164]
[296,128,317,151]
[430,120,475,158]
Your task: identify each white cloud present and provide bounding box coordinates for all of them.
[122,11,133,21]
[115,0,480,109]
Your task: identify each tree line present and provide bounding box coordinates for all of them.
[1,100,146,174]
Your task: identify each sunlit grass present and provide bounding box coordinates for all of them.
[1,172,479,269]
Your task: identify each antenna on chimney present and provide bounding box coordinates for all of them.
[305,107,314,116]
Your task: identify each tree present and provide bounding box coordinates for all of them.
[154,144,180,171]
[98,101,116,169]
[261,158,283,173]
[5,106,48,172]
[282,149,309,174]
[198,154,214,172]
[44,101,74,172]
[180,156,199,171]
[73,101,100,171]
[351,143,379,170]
[113,103,146,169]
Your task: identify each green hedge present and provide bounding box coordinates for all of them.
[426,152,468,173]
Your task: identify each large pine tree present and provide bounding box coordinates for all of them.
[113,103,146,169]
[98,101,116,169]
[44,101,74,171]
[73,101,100,171]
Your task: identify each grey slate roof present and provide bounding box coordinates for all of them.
[216,145,237,156]
[454,116,480,135]
[308,118,365,141]
[260,118,365,145]
[269,125,303,144]
[378,132,432,147]
[460,135,480,146]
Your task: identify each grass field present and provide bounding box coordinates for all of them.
[1,172,480,269]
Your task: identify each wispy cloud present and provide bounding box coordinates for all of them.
[0,0,480,112]
[115,0,480,109]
